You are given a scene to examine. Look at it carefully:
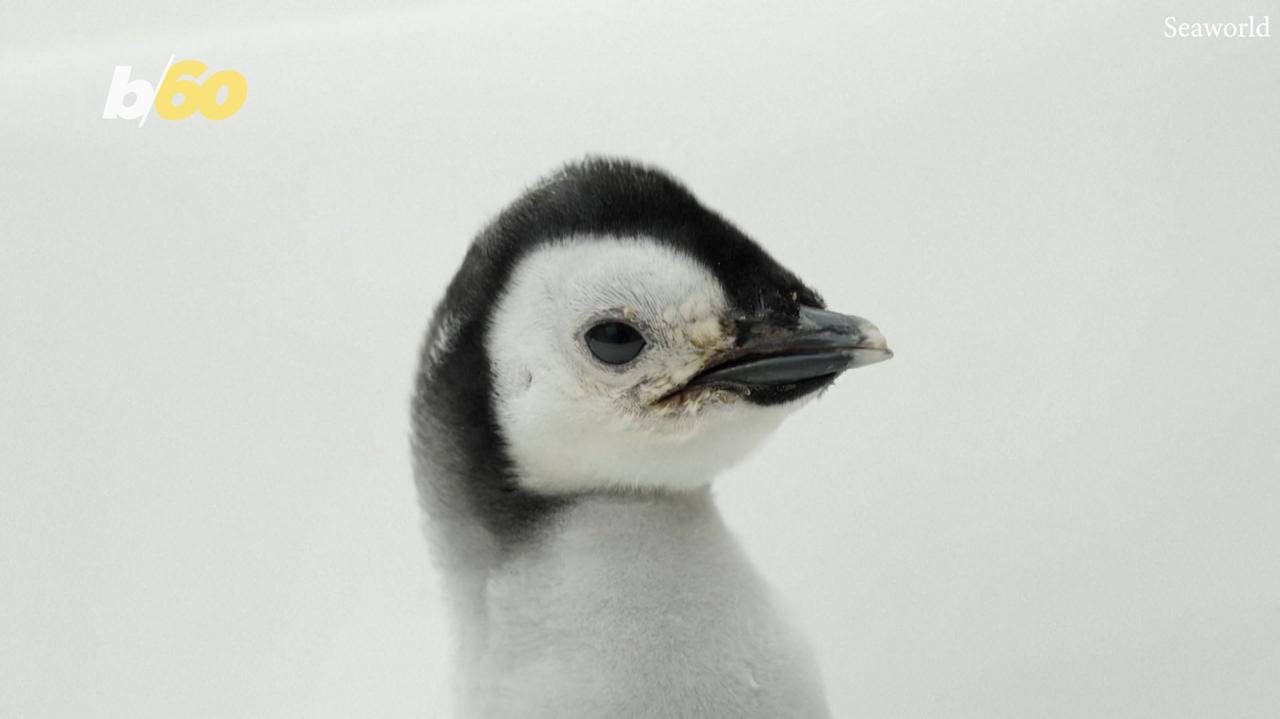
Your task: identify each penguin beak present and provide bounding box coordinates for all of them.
[686,306,892,392]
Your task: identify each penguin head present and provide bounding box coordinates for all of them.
[415,159,890,526]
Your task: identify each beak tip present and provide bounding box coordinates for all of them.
[857,328,889,353]
[850,320,890,362]
[849,319,892,368]
[849,346,893,369]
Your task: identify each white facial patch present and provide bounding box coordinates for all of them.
[486,236,802,495]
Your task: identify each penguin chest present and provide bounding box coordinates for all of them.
[461,495,830,719]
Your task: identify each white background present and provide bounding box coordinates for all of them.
[2,1,1278,717]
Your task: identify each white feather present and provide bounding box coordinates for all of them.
[487,236,802,495]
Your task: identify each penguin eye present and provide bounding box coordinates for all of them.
[584,321,647,365]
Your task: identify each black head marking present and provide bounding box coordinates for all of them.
[411,157,822,545]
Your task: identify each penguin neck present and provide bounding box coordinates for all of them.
[434,484,730,576]
[434,484,751,637]
[540,486,729,557]
[513,487,765,609]
[501,487,761,609]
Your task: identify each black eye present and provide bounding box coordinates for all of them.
[584,321,647,365]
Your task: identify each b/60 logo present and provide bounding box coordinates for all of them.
[103,55,247,126]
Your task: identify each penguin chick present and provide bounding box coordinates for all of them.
[411,158,891,719]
